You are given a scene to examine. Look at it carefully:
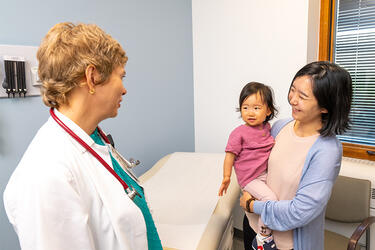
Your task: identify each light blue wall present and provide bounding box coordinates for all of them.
[0,0,194,249]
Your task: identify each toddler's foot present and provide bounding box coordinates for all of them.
[251,234,277,250]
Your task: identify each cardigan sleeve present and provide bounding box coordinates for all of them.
[253,137,342,231]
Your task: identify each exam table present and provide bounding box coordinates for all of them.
[140,152,241,250]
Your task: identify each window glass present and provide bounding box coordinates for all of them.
[334,0,375,146]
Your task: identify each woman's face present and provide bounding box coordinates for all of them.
[288,76,326,124]
[94,65,127,119]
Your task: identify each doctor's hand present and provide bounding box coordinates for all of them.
[218,177,230,196]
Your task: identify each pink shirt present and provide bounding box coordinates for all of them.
[225,123,274,188]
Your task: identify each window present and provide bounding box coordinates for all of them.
[319,0,375,161]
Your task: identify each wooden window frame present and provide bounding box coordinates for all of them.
[319,0,375,161]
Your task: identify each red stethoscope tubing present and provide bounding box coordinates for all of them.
[50,108,129,190]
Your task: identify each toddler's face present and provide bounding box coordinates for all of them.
[240,92,271,127]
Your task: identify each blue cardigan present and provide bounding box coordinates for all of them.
[253,118,342,250]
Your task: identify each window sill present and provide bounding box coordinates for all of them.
[342,142,375,161]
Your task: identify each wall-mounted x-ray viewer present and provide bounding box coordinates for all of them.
[0,45,40,98]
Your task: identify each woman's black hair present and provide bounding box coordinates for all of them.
[289,61,352,137]
[238,81,278,123]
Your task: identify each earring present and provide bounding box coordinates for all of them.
[89,89,95,94]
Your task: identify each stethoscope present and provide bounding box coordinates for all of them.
[50,108,142,200]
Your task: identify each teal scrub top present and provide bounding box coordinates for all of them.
[90,129,162,250]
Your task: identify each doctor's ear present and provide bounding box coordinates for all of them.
[85,65,98,93]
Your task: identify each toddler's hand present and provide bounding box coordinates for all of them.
[218,176,231,196]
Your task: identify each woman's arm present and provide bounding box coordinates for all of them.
[252,139,342,231]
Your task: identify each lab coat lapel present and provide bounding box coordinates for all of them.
[52,110,148,249]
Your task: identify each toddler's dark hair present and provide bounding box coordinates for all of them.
[238,81,278,123]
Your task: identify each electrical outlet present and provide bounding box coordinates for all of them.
[31,67,42,86]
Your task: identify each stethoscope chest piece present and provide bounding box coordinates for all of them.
[107,144,141,185]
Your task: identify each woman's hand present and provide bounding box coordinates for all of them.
[218,177,231,196]
[240,191,253,212]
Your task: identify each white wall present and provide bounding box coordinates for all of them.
[0,1,194,248]
[192,0,320,153]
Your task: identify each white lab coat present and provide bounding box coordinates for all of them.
[3,110,148,250]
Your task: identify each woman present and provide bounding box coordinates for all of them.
[240,61,352,250]
[3,22,162,250]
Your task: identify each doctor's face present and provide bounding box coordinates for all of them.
[95,65,127,119]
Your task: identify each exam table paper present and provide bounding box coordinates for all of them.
[142,152,225,250]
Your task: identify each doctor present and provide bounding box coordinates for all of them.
[3,22,162,250]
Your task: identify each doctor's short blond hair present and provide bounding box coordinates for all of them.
[37,22,128,108]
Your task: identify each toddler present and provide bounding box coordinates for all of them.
[218,82,278,250]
